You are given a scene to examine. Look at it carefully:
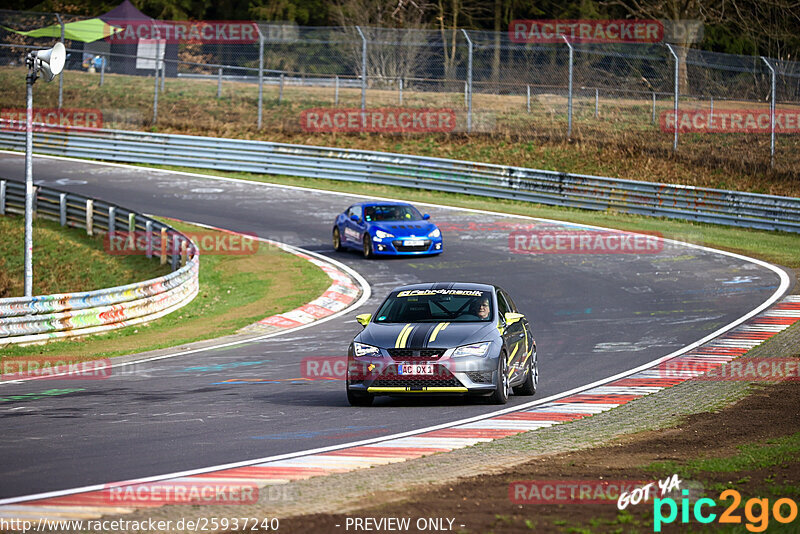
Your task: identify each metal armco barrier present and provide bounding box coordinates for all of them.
[0,179,199,345]
[0,124,799,233]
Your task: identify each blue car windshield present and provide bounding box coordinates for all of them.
[364,205,422,222]
[374,290,493,323]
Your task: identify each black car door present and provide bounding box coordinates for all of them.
[498,290,526,382]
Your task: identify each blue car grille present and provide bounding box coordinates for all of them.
[392,239,431,252]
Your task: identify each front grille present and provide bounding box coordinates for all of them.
[392,239,431,252]
[372,377,462,388]
[372,364,463,389]
[466,371,493,384]
[387,348,443,360]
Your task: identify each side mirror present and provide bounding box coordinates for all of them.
[422,213,431,220]
[356,313,372,327]
[504,312,524,325]
[350,214,359,222]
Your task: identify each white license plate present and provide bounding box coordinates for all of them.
[404,239,425,246]
[398,364,434,375]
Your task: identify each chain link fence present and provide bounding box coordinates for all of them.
[1,9,799,178]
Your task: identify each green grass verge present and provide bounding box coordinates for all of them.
[0,217,331,363]
[644,432,800,478]
[144,164,800,268]
[0,214,170,297]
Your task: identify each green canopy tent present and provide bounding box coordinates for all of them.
[3,18,123,43]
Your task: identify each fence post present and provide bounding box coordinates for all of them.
[0,180,6,215]
[257,26,264,129]
[59,193,67,226]
[652,92,656,124]
[399,78,403,105]
[160,227,167,265]
[594,88,599,118]
[152,35,160,125]
[180,239,188,267]
[462,29,473,133]
[86,199,94,236]
[561,35,573,138]
[527,85,530,113]
[107,206,116,239]
[334,75,339,106]
[171,234,180,270]
[709,96,714,130]
[100,55,105,86]
[161,59,165,92]
[665,43,679,151]
[56,13,64,110]
[760,57,776,169]
[356,26,367,126]
[279,72,284,103]
[217,67,222,98]
[127,212,135,249]
[145,220,153,259]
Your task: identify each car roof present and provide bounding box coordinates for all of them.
[352,201,414,208]
[389,282,496,293]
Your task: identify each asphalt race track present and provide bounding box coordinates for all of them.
[0,152,789,500]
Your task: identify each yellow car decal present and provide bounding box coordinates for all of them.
[428,322,450,344]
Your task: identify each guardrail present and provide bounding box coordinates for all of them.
[0,179,199,345]
[0,124,799,233]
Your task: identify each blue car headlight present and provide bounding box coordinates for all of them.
[354,342,382,357]
[374,230,394,239]
[451,342,491,358]
[428,228,441,238]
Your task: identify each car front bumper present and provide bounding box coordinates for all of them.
[347,353,500,395]
[370,236,443,255]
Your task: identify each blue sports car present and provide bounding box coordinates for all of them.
[332,202,443,258]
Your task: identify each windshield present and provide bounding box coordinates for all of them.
[364,205,423,222]
[374,289,494,323]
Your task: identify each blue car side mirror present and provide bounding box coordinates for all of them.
[350,214,360,222]
[423,213,430,220]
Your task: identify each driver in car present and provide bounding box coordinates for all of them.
[463,296,491,320]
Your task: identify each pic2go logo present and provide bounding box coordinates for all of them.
[654,489,798,532]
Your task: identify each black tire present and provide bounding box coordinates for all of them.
[347,388,374,407]
[489,352,510,404]
[333,227,344,252]
[513,348,538,396]
[362,234,374,259]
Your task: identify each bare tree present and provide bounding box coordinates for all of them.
[332,0,432,86]
[604,0,726,93]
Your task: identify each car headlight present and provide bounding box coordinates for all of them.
[353,342,382,357]
[451,342,491,358]
[428,228,441,238]
[374,230,394,239]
